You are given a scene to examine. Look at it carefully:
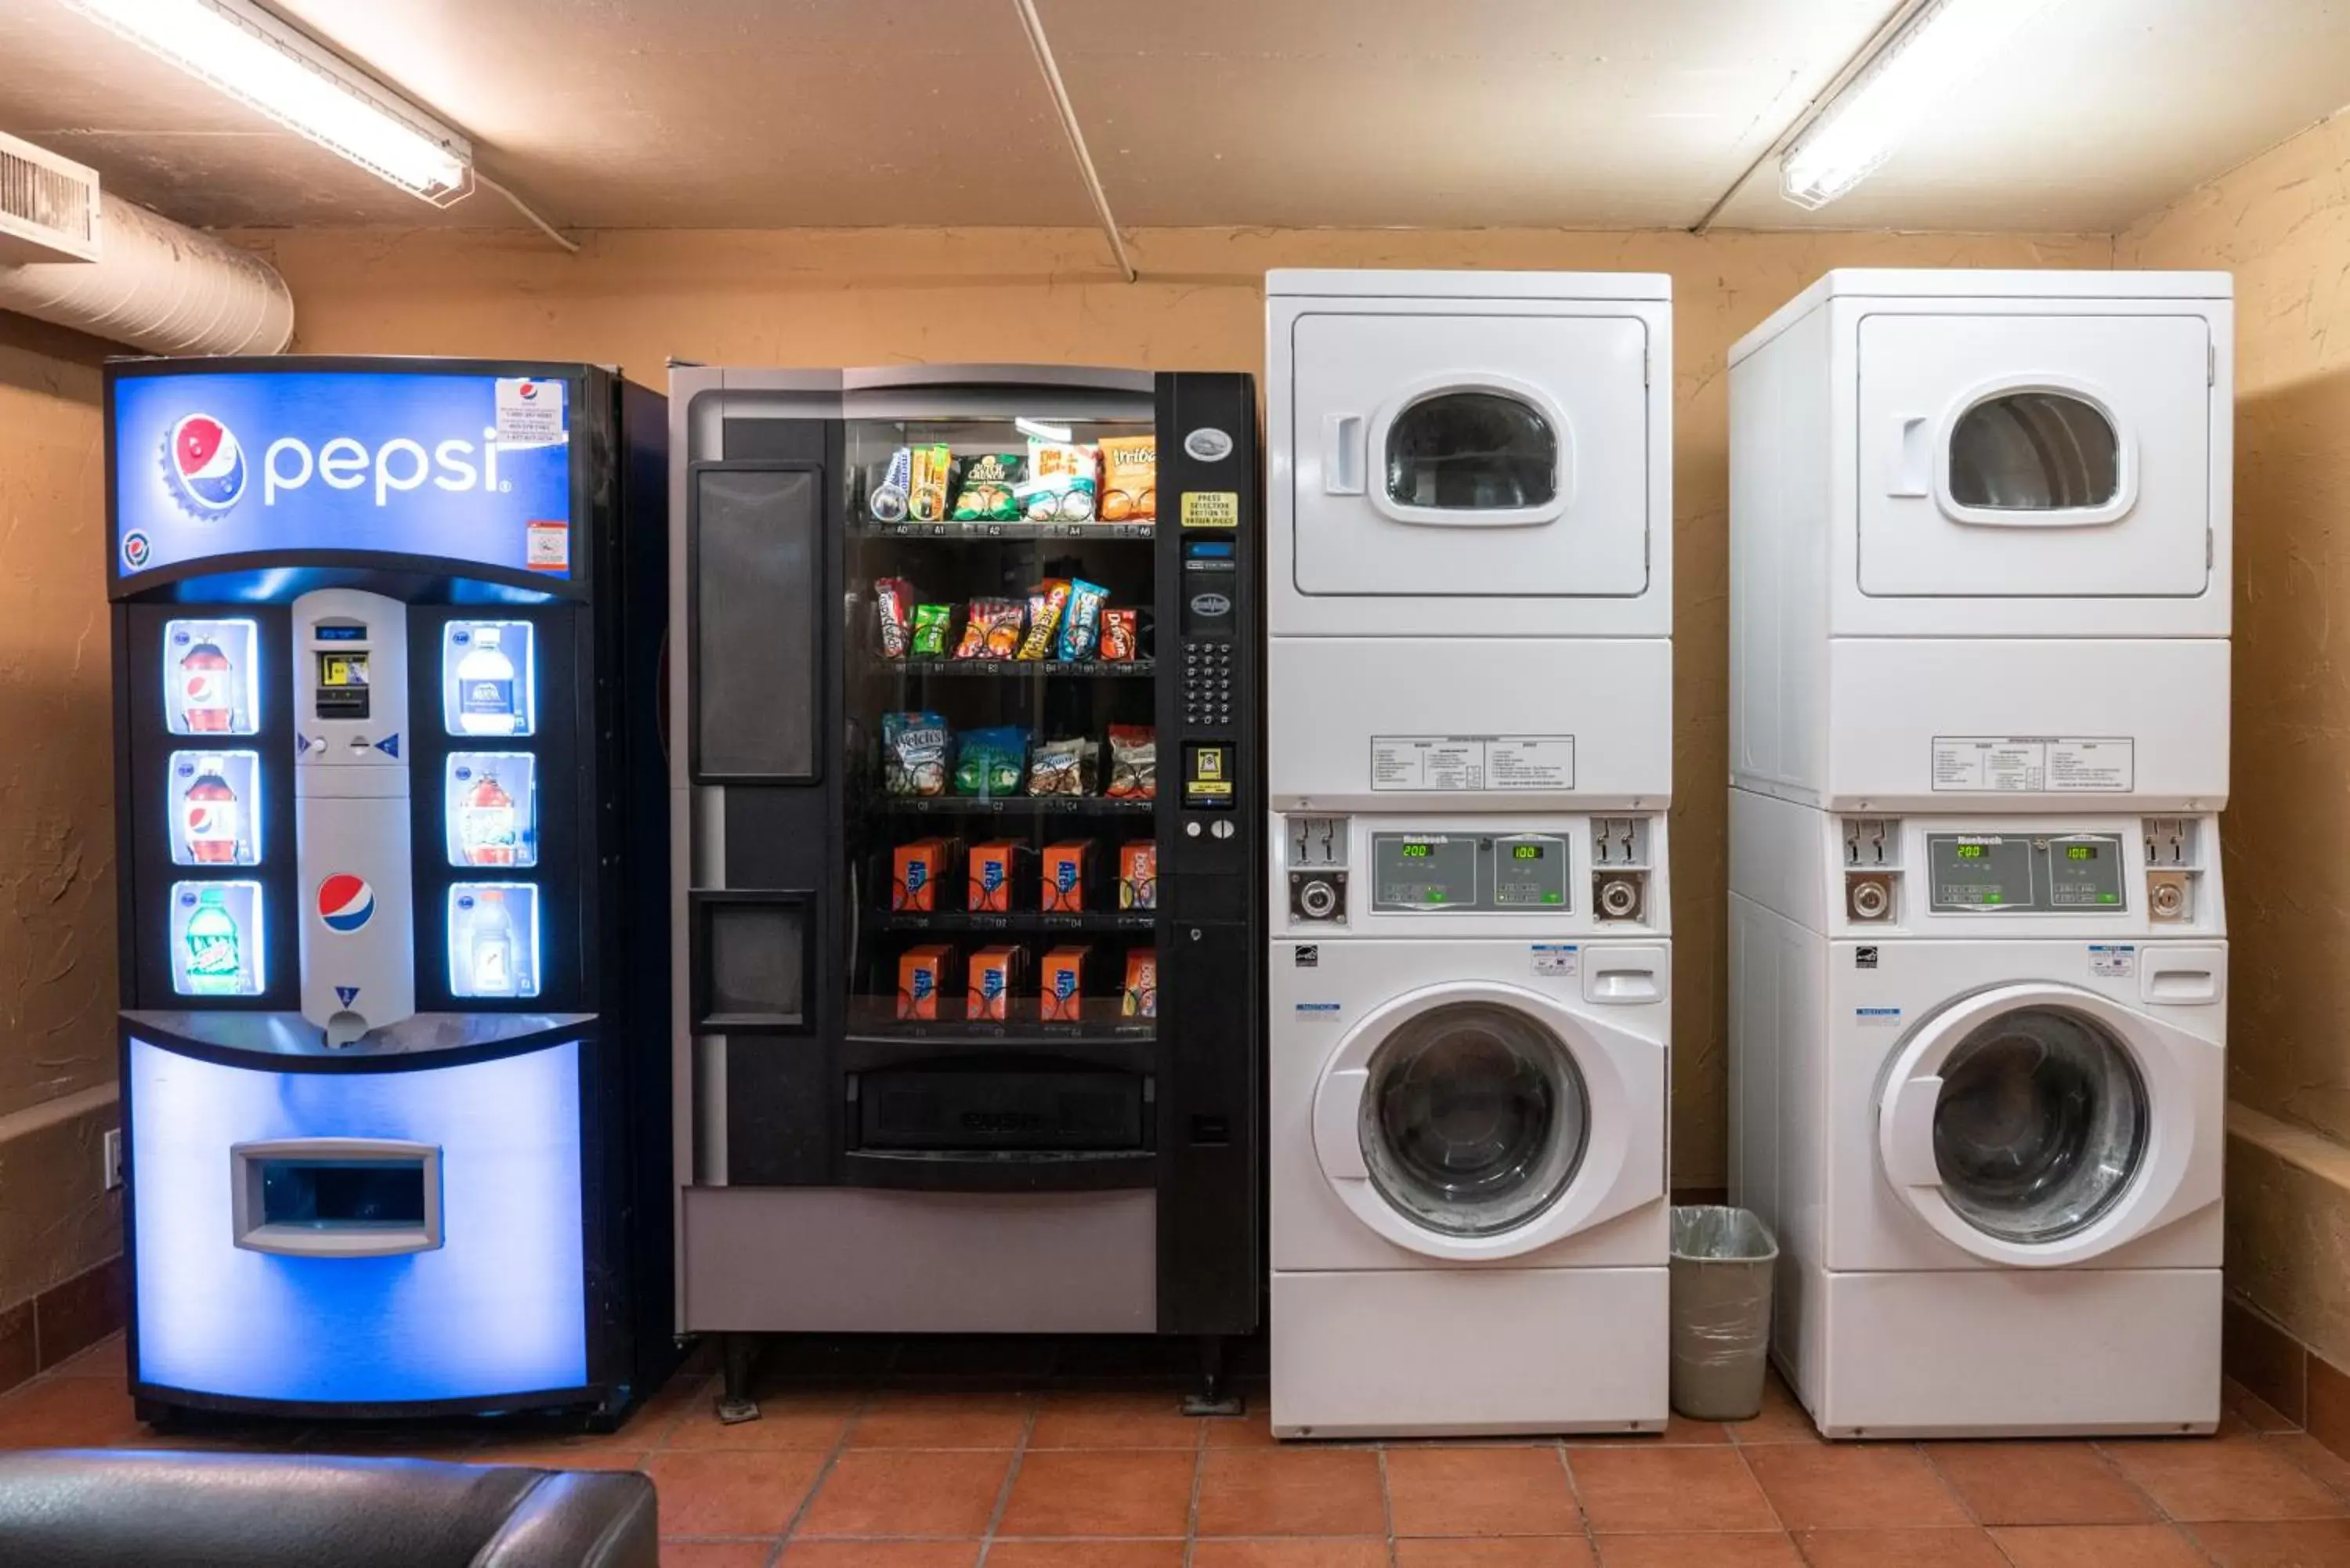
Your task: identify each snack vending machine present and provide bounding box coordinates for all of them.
[670,366,1260,1409]
[107,358,673,1422]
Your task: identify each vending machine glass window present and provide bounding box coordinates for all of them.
[445,752,538,869]
[442,620,537,737]
[168,750,262,866]
[843,414,1162,1045]
[169,880,266,996]
[163,618,261,736]
[447,882,541,999]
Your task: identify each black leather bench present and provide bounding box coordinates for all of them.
[0,1449,656,1568]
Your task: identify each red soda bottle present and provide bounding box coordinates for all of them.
[183,756,240,864]
[179,638,234,732]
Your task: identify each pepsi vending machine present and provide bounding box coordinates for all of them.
[107,359,672,1422]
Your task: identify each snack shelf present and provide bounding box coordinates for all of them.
[874,658,1155,680]
[847,1003,1158,1046]
[851,518,1156,542]
[876,910,1158,935]
[880,796,1156,818]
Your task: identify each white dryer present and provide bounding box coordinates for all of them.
[1730,793,2225,1437]
[1271,812,1670,1437]
[1729,269,2233,812]
[1267,270,1672,812]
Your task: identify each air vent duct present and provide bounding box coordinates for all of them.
[0,131,293,356]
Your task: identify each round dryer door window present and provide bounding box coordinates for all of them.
[1931,1004,2149,1244]
[1358,1001,1588,1237]
[1947,390,2120,511]
[1384,392,1559,511]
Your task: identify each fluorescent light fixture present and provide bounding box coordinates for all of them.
[1015,417,1075,443]
[1781,0,2046,210]
[62,0,472,204]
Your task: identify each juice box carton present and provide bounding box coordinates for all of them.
[969,841,1025,913]
[1041,945,1088,1021]
[1122,948,1158,1018]
[898,944,956,1020]
[967,944,1024,1021]
[1041,840,1090,913]
[1119,840,1157,910]
[892,838,952,912]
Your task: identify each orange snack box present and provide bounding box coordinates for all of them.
[1121,948,1158,1018]
[1041,840,1090,913]
[1040,945,1088,1021]
[898,945,956,1020]
[1118,841,1157,911]
[967,945,1023,1021]
[892,838,952,912]
[968,841,1023,913]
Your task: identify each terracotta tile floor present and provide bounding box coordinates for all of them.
[4,1335,2349,1566]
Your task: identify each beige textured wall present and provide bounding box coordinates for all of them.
[0,316,121,1308]
[244,223,2113,1187]
[2124,117,2350,1364]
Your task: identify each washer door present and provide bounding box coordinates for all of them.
[1313,981,1663,1262]
[1876,982,2222,1267]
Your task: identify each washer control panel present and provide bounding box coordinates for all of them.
[1370,832,1567,912]
[1925,832,2125,913]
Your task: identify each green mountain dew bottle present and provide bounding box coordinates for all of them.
[185,886,243,995]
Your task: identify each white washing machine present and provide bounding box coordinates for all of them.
[1267,269,1672,813]
[1729,269,2233,812]
[1730,793,2225,1437]
[1271,812,1670,1437]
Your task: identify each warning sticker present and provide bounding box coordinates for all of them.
[494,377,569,448]
[526,518,569,573]
[1531,944,1579,977]
[1371,735,1575,792]
[1180,490,1239,528]
[2088,944,2138,978]
[1931,736,2135,793]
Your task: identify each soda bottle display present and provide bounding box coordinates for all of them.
[467,888,517,995]
[179,638,235,732]
[455,627,521,735]
[459,770,519,866]
[183,886,243,995]
[181,756,242,864]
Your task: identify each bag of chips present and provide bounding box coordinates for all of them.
[1106,724,1156,800]
[955,597,1025,660]
[873,577,915,658]
[1098,608,1138,662]
[1029,736,1098,797]
[911,603,953,657]
[883,711,949,797]
[1018,580,1072,660]
[1018,440,1097,522]
[1097,435,1155,522]
[954,727,1029,798]
[908,443,953,523]
[951,453,1022,522]
[869,446,912,522]
[1058,577,1108,660]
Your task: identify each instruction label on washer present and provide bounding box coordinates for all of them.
[1531,944,1580,977]
[1293,1002,1342,1024]
[1855,1006,1904,1027]
[1930,736,2135,793]
[2088,944,2138,978]
[1371,735,1574,792]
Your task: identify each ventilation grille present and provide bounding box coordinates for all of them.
[0,130,100,266]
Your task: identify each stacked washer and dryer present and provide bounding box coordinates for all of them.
[1265,270,1676,1436]
[1729,270,2234,1437]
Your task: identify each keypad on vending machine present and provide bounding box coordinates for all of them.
[1183,641,1232,728]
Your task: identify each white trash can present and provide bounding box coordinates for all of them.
[1668,1205,1778,1422]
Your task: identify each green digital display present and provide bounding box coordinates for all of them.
[1956,844,1985,859]
[1401,843,1431,858]
[1513,844,1542,860]
[2066,845,2097,862]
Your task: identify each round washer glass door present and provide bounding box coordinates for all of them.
[1358,1000,1589,1237]
[1928,1003,2149,1244]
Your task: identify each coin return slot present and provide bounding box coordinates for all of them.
[1594,870,1646,923]
[1846,872,1896,923]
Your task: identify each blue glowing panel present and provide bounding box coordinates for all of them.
[130,1035,588,1404]
[113,371,573,583]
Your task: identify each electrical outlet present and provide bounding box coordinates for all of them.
[102,1126,122,1191]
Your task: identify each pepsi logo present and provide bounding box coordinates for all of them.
[186,806,222,835]
[515,381,540,401]
[164,414,247,514]
[316,873,376,933]
[121,530,152,570]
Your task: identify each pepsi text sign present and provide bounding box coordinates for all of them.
[112,370,575,583]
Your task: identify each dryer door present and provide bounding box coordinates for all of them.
[1312,980,1664,1262]
[1856,313,2213,601]
[1289,310,1651,599]
[1875,981,2222,1267]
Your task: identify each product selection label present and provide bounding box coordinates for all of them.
[1930,736,2135,793]
[113,369,573,583]
[1370,735,1575,792]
